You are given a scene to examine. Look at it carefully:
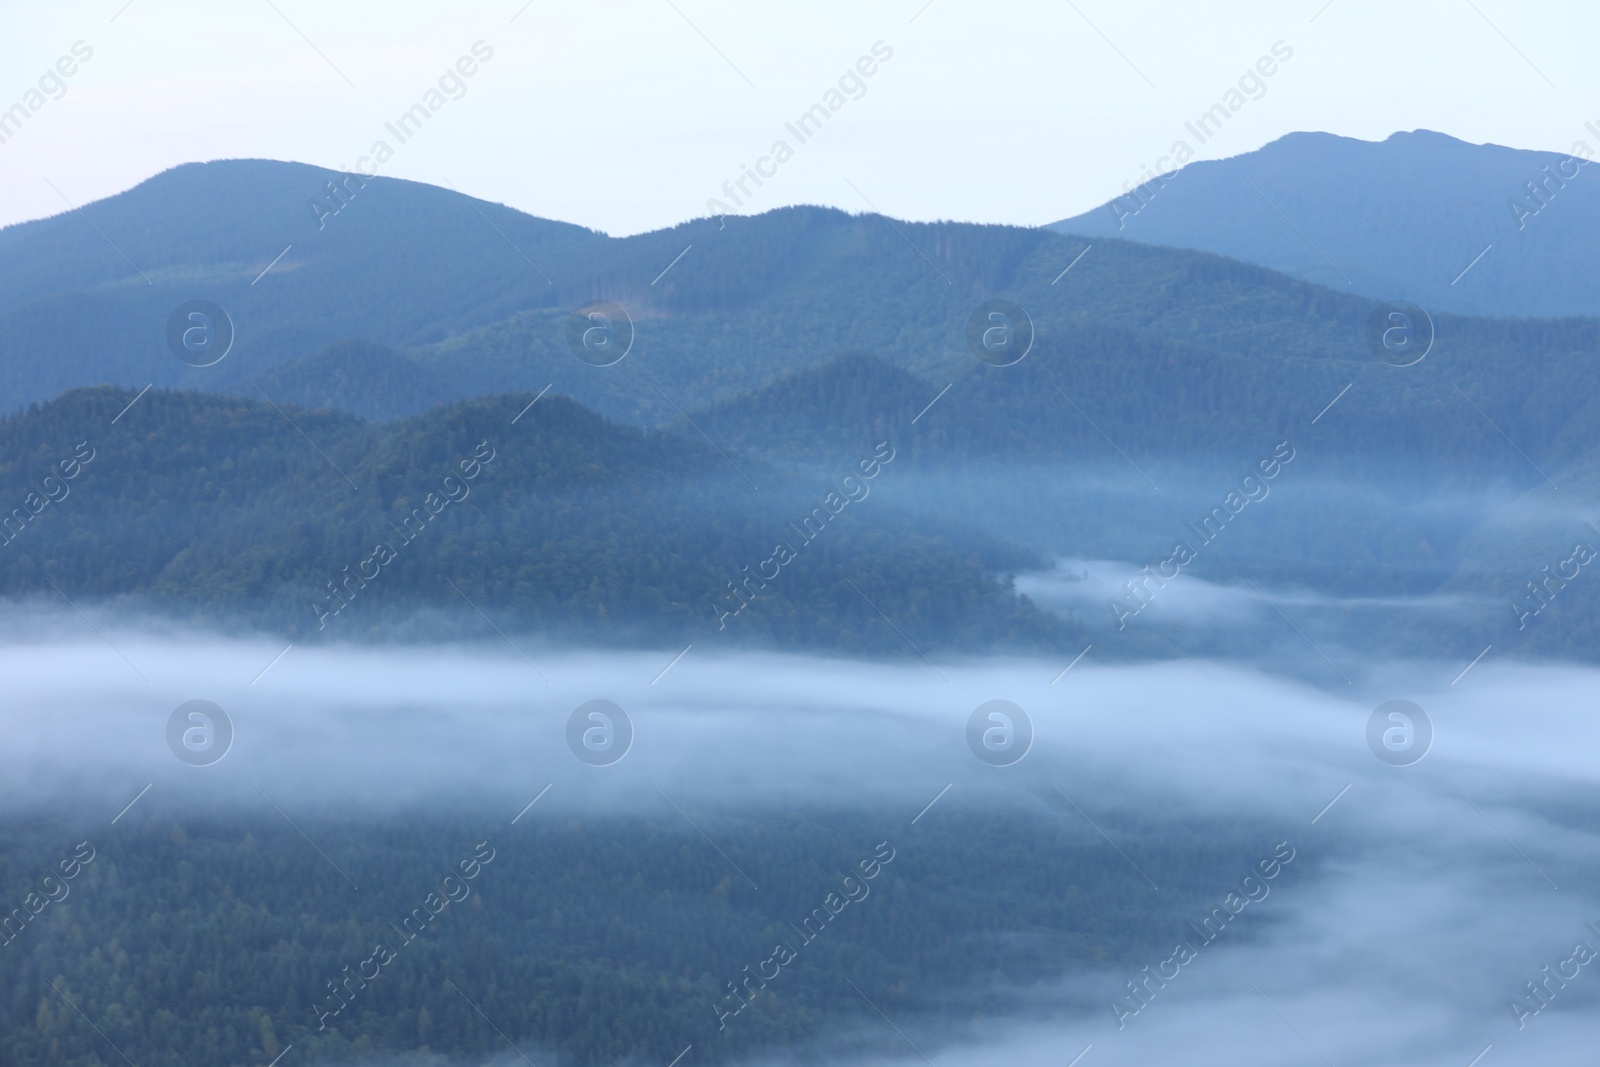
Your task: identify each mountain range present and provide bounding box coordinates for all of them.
[4,133,1600,666]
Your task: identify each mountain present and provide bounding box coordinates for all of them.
[1050,130,1600,318]
[9,157,1600,666]
[681,346,1600,664]
[0,159,1054,423]
[5,151,1597,431]
[0,159,600,415]
[0,386,1062,653]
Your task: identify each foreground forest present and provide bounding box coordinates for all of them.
[0,803,1306,1067]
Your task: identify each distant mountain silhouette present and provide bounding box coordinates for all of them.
[6,149,1597,436]
[1051,130,1600,318]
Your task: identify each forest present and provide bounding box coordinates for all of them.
[0,801,1310,1067]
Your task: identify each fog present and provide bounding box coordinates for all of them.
[3,632,1597,1065]
[1017,557,1491,624]
[794,834,1600,1067]
[881,463,1554,569]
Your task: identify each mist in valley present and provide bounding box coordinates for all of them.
[2,631,1595,1065]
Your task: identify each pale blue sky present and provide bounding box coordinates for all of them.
[1,0,1596,235]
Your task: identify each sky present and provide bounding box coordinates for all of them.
[1,0,1598,236]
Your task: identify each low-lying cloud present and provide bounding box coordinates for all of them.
[3,633,1597,1065]
[1017,557,1490,629]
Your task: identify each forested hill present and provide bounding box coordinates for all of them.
[685,340,1600,488]
[0,386,1066,653]
[672,349,1600,667]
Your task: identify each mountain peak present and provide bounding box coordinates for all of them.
[1052,129,1599,317]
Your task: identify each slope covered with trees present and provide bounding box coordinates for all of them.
[0,803,1307,1067]
[0,386,1064,654]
